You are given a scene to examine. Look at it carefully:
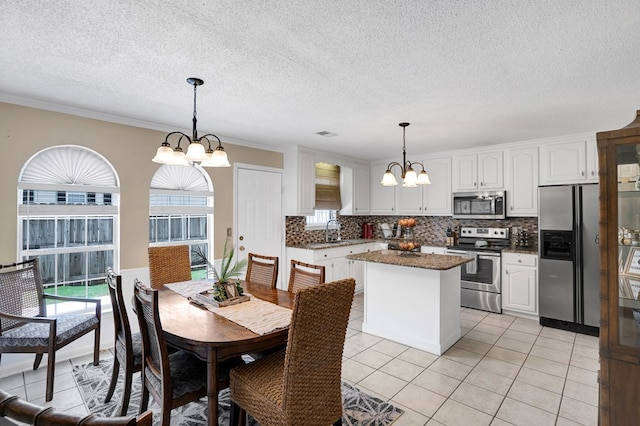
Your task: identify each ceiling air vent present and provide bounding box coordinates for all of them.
[315,131,338,137]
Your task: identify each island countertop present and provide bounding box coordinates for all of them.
[346,250,470,271]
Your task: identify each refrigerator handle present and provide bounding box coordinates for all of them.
[574,186,583,324]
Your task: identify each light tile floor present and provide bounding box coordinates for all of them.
[0,292,599,425]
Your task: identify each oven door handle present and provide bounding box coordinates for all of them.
[478,254,500,260]
[446,250,466,255]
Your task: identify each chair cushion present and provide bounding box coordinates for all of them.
[0,313,98,348]
[145,350,207,399]
[115,332,142,365]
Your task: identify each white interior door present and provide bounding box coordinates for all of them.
[235,165,284,288]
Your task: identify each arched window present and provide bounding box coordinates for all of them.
[149,165,213,278]
[18,145,119,310]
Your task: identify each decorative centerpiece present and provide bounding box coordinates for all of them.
[399,218,417,240]
[192,238,250,307]
[397,241,418,253]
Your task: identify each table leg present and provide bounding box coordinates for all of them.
[207,347,218,426]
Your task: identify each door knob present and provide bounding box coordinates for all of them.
[239,246,245,251]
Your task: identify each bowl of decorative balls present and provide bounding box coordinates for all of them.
[398,218,417,228]
[397,241,417,251]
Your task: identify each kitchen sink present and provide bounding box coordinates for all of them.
[305,239,368,249]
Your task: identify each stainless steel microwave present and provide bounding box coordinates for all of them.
[452,191,506,219]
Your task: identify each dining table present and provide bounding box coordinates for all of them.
[156,280,295,426]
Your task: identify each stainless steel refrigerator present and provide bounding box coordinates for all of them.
[538,184,600,335]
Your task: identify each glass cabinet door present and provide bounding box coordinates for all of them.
[616,144,640,349]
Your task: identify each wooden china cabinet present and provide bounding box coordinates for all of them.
[598,110,640,425]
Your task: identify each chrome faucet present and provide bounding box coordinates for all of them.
[326,219,341,242]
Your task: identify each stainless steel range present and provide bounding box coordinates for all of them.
[446,227,509,313]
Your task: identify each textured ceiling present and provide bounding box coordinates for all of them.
[1,1,640,160]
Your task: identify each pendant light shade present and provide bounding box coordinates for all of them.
[152,78,231,168]
[380,122,431,187]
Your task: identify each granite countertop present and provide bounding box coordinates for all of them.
[288,239,377,250]
[502,246,538,255]
[346,250,471,271]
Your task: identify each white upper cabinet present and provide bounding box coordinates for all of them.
[370,162,397,214]
[297,151,316,215]
[352,162,370,214]
[397,173,424,214]
[453,151,503,191]
[340,162,370,216]
[391,156,452,216]
[284,148,316,216]
[505,147,538,216]
[539,136,598,185]
[423,156,452,215]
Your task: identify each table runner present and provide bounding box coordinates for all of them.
[165,280,292,335]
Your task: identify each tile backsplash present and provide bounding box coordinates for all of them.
[286,215,538,249]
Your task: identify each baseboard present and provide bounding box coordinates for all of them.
[539,317,600,337]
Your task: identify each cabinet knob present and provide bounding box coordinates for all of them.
[591,170,595,176]
[474,182,477,187]
[239,246,245,251]
[581,171,585,176]
[518,259,522,263]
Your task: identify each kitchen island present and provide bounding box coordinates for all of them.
[346,250,470,355]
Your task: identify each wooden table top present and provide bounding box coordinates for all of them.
[157,281,295,358]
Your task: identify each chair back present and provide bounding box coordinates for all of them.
[148,245,192,288]
[287,260,325,294]
[0,259,45,332]
[106,268,134,356]
[282,278,355,419]
[133,280,169,386]
[245,253,278,288]
[0,388,152,425]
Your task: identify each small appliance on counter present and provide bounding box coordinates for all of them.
[362,222,374,239]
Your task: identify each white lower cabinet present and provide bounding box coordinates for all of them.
[420,246,447,255]
[286,243,375,293]
[502,252,538,316]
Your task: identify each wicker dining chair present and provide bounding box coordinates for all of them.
[245,253,279,288]
[0,259,101,402]
[147,245,192,288]
[229,278,356,426]
[104,268,142,416]
[0,388,153,426]
[287,259,325,293]
[133,279,243,426]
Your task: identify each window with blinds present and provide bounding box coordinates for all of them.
[17,145,119,311]
[149,164,214,279]
[315,162,341,210]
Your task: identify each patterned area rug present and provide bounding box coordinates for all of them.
[73,359,403,425]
